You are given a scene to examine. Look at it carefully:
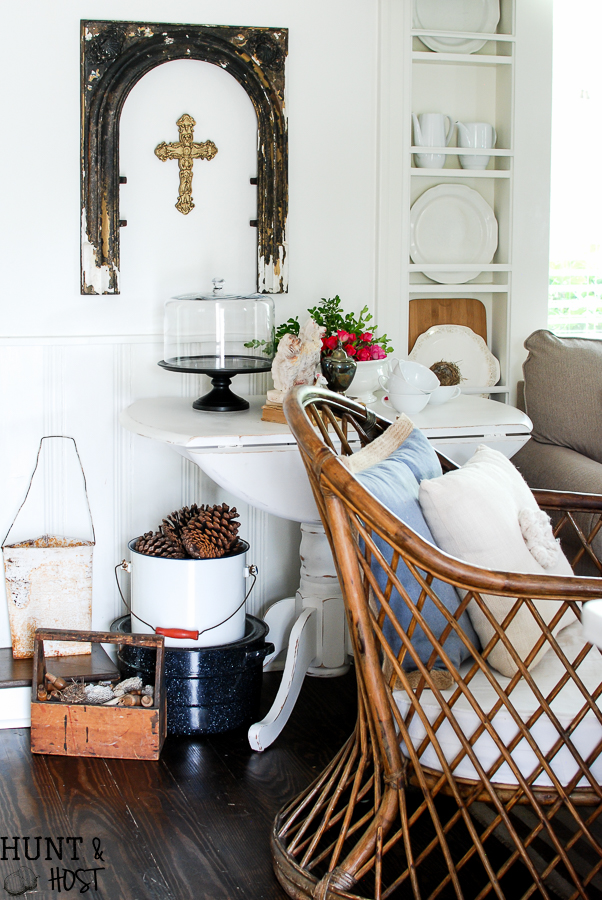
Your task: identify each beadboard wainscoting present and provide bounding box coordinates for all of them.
[0,336,301,649]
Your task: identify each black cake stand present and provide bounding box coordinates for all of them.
[158,356,273,412]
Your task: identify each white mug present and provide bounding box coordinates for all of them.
[456,121,497,170]
[412,113,454,169]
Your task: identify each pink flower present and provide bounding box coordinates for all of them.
[356,347,371,361]
[337,329,350,343]
[360,332,373,343]
[347,333,356,343]
[370,345,387,360]
[324,335,338,351]
[346,344,357,357]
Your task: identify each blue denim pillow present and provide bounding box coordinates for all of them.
[355,428,479,673]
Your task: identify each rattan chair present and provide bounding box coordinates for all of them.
[271,385,602,900]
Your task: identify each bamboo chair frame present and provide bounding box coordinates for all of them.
[271,385,602,900]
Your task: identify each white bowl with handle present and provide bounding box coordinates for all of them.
[382,391,430,415]
[379,360,439,396]
[428,385,462,406]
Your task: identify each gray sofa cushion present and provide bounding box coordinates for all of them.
[522,330,602,465]
[512,439,602,575]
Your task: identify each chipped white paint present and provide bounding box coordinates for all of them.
[3,537,93,658]
[80,208,116,295]
[259,234,288,294]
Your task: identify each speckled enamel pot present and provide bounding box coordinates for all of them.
[111,615,274,736]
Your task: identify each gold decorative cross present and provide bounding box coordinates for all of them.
[155,114,218,215]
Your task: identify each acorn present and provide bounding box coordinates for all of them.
[141,695,153,708]
[37,686,48,702]
[46,672,67,690]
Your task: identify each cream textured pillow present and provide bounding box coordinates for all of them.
[418,445,576,677]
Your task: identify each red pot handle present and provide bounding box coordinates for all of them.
[155,627,200,640]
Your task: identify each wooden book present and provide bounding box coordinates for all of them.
[261,402,288,425]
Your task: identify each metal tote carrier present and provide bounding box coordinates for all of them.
[2,437,94,658]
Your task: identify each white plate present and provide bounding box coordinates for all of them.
[410,184,498,284]
[414,0,500,54]
[409,324,500,388]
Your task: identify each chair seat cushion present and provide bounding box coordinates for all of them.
[393,621,602,787]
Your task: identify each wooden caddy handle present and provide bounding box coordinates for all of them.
[31,628,165,707]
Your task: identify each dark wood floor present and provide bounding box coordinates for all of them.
[0,669,358,900]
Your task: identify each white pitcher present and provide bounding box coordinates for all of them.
[412,113,454,169]
[456,121,497,170]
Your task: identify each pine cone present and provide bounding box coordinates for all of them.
[162,504,201,538]
[181,523,222,559]
[133,530,186,559]
[180,504,241,559]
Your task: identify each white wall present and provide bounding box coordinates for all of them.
[0,0,555,649]
[0,0,378,644]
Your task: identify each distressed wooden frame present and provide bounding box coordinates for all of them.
[81,20,288,295]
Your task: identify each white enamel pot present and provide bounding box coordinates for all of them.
[128,539,251,648]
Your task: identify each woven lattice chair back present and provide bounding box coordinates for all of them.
[272,385,602,900]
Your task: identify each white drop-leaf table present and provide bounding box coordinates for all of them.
[121,394,531,750]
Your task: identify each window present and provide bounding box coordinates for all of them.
[549,1,602,335]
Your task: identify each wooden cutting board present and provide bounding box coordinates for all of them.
[408,298,487,352]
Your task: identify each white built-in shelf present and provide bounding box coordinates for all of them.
[462,385,509,395]
[412,51,512,67]
[410,147,512,157]
[411,168,510,179]
[411,30,515,44]
[409,264,510,273]
[409,284,509,293]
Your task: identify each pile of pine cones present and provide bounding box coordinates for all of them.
[133,503,243,560]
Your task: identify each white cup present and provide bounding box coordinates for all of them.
[379,360,439,395]
[428,385,461,406]
[456,121,497,170]
[382,392,430,415]
[413,113,454,169]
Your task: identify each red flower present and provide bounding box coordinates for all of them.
[356,347,371,361]
[360,332,373,343]
[324,335,338,350]
[336,329,350,343]
[347,333,356,343]
[370,345,387,360]
[346,344,357,356]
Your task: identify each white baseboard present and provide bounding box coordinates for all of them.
[0,686,31,729]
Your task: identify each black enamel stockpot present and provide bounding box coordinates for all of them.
[110,614,273,736]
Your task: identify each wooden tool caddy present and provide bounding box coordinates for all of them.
[30,628,166,760]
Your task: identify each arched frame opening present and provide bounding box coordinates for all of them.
[81,20,288,295]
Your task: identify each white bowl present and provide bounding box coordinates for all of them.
[382,391,430,415]
[348,358,390,403]
[380,361,439,396]
[428,385,461,406]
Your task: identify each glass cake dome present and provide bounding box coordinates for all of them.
[159,279,275,412]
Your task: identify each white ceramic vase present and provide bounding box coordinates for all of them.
[348,358,390,403]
